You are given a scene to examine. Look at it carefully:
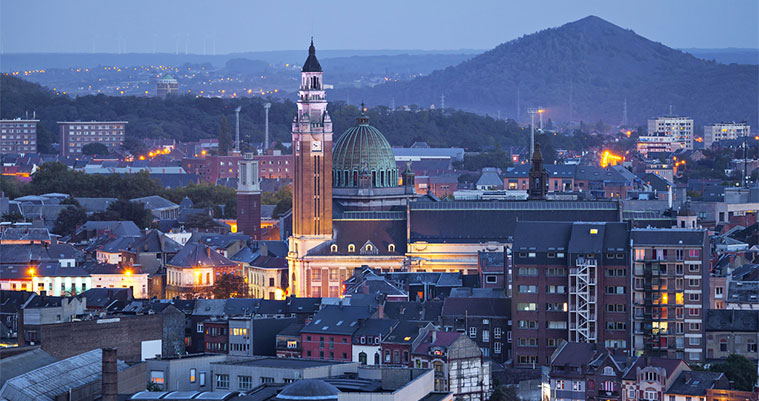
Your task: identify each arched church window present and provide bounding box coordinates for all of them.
[348,244,356,253]
[372,171,376,186]
[353,171,358,186]
[330,244,338,253]
[381,170,385,186]
[344,171,349,187]
[388,244,395,252]
[366,244,373,252]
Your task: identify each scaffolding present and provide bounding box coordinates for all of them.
[569,257,598,343]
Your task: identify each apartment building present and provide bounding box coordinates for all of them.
[647,116,694,151]
[630,228,709,363]
[704,122,751,148]
[511,221,630,368]
[58,121,126,157]
[0,119,38,154]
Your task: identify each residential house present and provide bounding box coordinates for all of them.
[351,318,398,365]
[441,297,511,364]
[705,309,759,361]
[165,243,239,299]
[130,195,180,220]
[301,304,375,362]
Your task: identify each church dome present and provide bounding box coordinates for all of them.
[275,379,339,400]
[332,112,399,188]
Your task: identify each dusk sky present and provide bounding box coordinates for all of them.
[1,0,757,54]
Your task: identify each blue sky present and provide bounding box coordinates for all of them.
[1,0,757,53]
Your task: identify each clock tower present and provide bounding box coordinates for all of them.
[289,39,334,296]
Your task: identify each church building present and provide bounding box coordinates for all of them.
[287,41,622,298]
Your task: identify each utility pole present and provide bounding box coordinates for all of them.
[234,106,241,153]
[569,78,573,124]
[440,93,445,110]
[528,108,538,159]
[623,98,628,126]
[264,103,271,151]
[516,87,521,123]
[390,97,395,111]
[539,107,544,131]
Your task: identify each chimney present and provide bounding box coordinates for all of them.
[431,330,437,344]
[206,246,211,258]
[378,302,384,319]
[101,348,118,401]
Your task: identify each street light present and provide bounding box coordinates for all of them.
[527,108,538,159]
[538,107,545,132]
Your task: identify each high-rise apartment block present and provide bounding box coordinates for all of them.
[703,122,751,147]
[630,228,709,364]
[638,116,694,155]
[511,221,630,367]
[58,121,126,157]
[0,119,38,154]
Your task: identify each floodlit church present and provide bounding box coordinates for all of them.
[286,41,622,298]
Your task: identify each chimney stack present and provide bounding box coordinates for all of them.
[102,348,118,401]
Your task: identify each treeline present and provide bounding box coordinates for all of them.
[0,162,293,221]
[3,74,537,153]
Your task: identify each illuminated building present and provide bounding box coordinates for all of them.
[165,243,238,299]
[58,121,126,157]
[703,121,751,148]
[641,116,694,154]
[631,228,709,363]
[0,119,38,154]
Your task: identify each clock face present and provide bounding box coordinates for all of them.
[311,141,323,153]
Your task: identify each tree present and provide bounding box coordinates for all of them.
[489,385,521,401]
[212,273,246,299]
[184,213,220,230]
[92,199,154,228]
[709,354,758,391]
[52,206,87,236]
[81,142,109,156]
[218,116,232,156]
[1,211,24,223]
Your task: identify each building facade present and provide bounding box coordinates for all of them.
[0,119,38,154]
[704,122,751,148]
[58,121,126,157]
[647,116,695,151]
[631,229,709,363]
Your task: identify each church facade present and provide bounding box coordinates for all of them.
[287,42,622,298]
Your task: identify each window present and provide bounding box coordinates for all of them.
[518,267,538,276]
[546,285,566,294]
[689,322,701,331]
[150,371,165,388]
[199,372,206,387]
[519,320,538,329]
[482,330,490,342]
[190,368,196,383]
[519,285,537,293]
[238,376,252,389]
[688,249,700,258]
[330,244,338,253]
[494,327,502,339]
[348,244,356,252]
[603,366,614,376]
[635,249,645,260]
[688,308,700,317]
[518,338,538,347]
[689,264,700,273]
[547,321,567,329]
[688,293,701,302]
[494,342,502,354]
[216,374,230,389]
[546,268,566,276]
[393,350,400,363]
[688,337,700,345]
[606,304,626,312]
[486,275,498,283]
[605,286,625,295]
[517,303,537,311]
[689,279,701,287]
[715,286,724,298]
[388,244,395,252]
[469,327,477,337]
[606,322,627,331]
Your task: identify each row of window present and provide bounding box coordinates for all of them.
[634,248,701,261]
[305,350,349,360]
[329,243,395,253]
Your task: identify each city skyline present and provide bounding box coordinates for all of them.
[1,0,757,54]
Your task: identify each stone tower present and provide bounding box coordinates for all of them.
[288,40,334,297]
[237,153,261,239]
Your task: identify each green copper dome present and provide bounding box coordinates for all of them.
[332,114,399,188]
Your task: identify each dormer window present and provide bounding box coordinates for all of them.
[330,244,338,253]
[366,244,373,252]
[348,244,356,253]
[603,366,614,376]
[388,244,395,252]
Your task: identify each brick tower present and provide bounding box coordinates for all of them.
[237,153,261,239]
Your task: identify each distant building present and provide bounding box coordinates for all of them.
[58,121,126,157]
[255,152,293,180]
[183,155,243,184]
[0,119,38,154]
[643,116,694,152]
[704,122,751,148]
[704,309,759,361]
[156,74,179,97]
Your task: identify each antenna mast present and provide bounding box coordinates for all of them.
[234,106,242,153]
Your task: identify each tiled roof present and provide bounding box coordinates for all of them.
[412,331,461,355]
[167,243,237,269]
[301,305,373,336]
[631,228,706,246]
[666,371,726,396]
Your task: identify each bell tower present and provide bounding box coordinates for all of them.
[289,39,334,297]
[528,143,548,200]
